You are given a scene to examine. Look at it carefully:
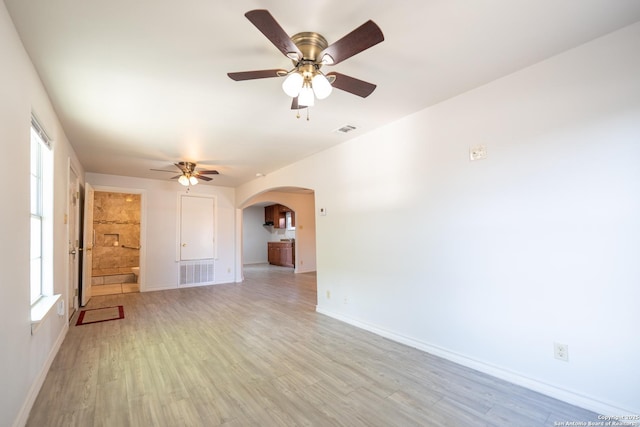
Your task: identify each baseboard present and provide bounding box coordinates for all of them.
[141,284,180,292]
[13,322,68,427]
[315,306,635,416]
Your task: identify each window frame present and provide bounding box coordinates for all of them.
[30,116,53,306]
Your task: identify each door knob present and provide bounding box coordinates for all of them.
[69,249,77,255]
[182,243,187,247]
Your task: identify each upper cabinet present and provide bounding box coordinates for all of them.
[264,204,295,229]
[264,205,276,226]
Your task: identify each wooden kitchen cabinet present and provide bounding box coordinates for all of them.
[267,241,295,267]
[264,205,276,226]
[264,204,295,229]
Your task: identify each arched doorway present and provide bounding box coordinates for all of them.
[238,187,317,279]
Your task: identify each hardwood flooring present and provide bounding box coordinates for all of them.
[28,264,600,426]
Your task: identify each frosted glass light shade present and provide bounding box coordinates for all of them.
[178,175,190,186]
[298,85,315,107]
[312,74,332,99]
[282,73,303,97]
[189,176,198,185]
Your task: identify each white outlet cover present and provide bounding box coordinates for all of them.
[554,342,569,361]
[319,208,327,216]
[57,299,65,316]
[470,144,487,161]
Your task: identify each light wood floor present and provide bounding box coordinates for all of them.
[28,264,600,426]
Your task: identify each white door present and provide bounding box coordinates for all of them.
[67,166,80,319]
[81,183,94,306]
[180,196,214,260]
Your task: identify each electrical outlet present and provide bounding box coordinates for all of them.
[554,342,569,361]
[326,290,331,299]
[343,297,348,305]
[319,207,327,216]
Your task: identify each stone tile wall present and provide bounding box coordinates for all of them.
[92,192,141,276]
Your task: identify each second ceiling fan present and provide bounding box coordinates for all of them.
[228,9,384,110]
[151,161,219,186]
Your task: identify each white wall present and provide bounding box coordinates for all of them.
[86,173,237,290]
[242,206,271,264]
[237,23,640,414]
[0,3,85,426]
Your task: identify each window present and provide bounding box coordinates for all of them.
[285,211,295,230]
[30,117,52,305]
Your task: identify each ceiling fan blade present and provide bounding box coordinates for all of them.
[326,72,377,98]
[197,175,213,182]
[290,97,307,110]
[319,20,384,65]
[245,9,303,61]
[228,69,287,81]
[150,168,178,173]
[197,170,220,175]
[170,175,182,180]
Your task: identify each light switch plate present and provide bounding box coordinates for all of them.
[57,299,65,316]
[470,144,487,161]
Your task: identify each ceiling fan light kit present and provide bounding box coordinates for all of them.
[282,72,303,97]
[228,9,384,115]
[151,161,219,187]
[311,73,332,99]
[298,84,315,107]
[178,174,199,186]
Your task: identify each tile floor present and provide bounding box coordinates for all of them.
[91,282,139,296]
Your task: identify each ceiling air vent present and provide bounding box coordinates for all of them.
[334,124,357,134]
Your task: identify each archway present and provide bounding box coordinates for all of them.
[238,187,317,280]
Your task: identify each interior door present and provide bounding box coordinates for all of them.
[81,183,94,306]
[67,166,80,319]
[180,195,214,260]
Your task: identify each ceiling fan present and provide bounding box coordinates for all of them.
[227,9,384,111]
[151,162,219,186]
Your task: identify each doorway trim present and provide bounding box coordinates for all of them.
[66,159,81,319]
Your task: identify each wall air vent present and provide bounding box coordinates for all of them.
[179,260,214,286]
[334,124,357,134]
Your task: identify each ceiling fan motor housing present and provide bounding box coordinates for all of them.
[178,161,196,173]
[291,32,328,64]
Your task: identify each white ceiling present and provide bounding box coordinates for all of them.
[5,0,640,187]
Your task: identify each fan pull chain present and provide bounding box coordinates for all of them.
[295,108,311,121]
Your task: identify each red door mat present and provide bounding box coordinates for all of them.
[76,306,124,326]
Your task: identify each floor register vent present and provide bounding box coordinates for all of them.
[179,260,214,286]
